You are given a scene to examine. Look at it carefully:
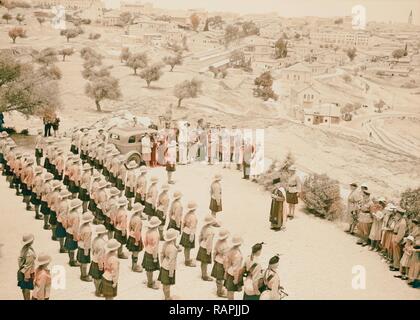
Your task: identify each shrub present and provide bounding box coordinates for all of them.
[400,187,420,220]
[301,173,344,220]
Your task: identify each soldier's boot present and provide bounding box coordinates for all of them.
[131,256,143,273]
[51,226,57,241]
[184,249,196,267]
[35,206,43,220]
[69,251,80,267]
[118,246,128,259]
[163,285,172,300]
[43,215,50,230]
[22,289,31,300]
[80,264,92,282]
[59,238,66,253]
[94,279,102,297]
[147,272,160,290]
[201,263,213,281]
[216,281,227,297]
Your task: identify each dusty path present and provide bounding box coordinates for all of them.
[0,161,419,300]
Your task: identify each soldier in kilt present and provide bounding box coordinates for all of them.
[286,165,301,219]
[115,156,126,192]
[144,176,159,219]
[56,189,72,253]
[135,165,148,206]
[53,149,65,181]
[40,172,54,230]
[209,174,222,217]
[4,143,17,186]
[21,157,35,211]
[65,199,83,267]
[243,243,264,300]
[47,180,62,241]
[101,239,120,300]
[109,153,122,187]
[79,163,92,213]
[17,234,36,300]
[142,216,161,289]
[32,253,52,300]
[43,138,54,172]
[95,141,105,171]
[34,130,44,166]
[102,147,117,181]
[31,166,44,220]
[63,153,73,187]
[90,225,107,297]
[70,127,80,155]
[197,215,217,281]
[167,191,183,232]
[68,157,81,199]
[124,161,137,210]
[48,146,58,177]
[77,212,94,282]
[11,152,23,196]
[165,140,177,184]
[126,203,144,272]
[180,201,198,267]
[212,228,230,297]
[0,132,9,171]
[156,184,170,240]
[158,228,179,300]
[89,171,102,222]
[94,180,110,225]
[224,235,244,300]
[87,139,97,167]
[104,187,120,240]
[79,129,89,161]
[114,197,129,259]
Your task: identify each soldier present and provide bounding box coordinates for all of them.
[142,216,161,290]
[11,151,23,195]
[156,184,170,240]
[0,132,9,172]
[53,149,65,180]
[42,138,55,172]
[180,201,198,267]
[95,141,106,172]
[286,165,301,219]
[196,214,217,281]
[407,218,420,286]
[369,198,386,251]
[101,239,121,300]
[165,140,177,184]
[224,235,244,300]
[270,182,286,231]
[167,191,183,233]
[390,207,408,271]
[17,233,36,300]
[209,174,222,217]
[144,176,158,219]
[90,225,107,297]
[63,153,73,187]
[103,148,119,182]
[135,165,148,206]
[87,139,98,167]
[89,171,102,223]
[40,172,54,230]
[345,182,362,234]
[97,128,107,143]
[259,255,284,300]
[79,163,92,213]
[124,161,137,210]
[31,253,52,301]
[4,143,18,188]
[93,180,109,225]
[115,155,126,193]
[21,158,35,211]
[159,228,179,300]
[126,203,144,272]
[77,212,94,282]
[104,187,120,240]
[56,189,72,253]
[357,189,373,246]
[243,243,264,300]
[31,166,44,220]
[34,129,45,166]
[70,127,80,155]
[212,228,230,297]
[80,129,90,161]
[64,198,83,267]
[141,133,152,167]
[113,197,129,259]
[47,180,62,240]
[110,154,123,187]
[49,146,58,178]
[68,157,81,199]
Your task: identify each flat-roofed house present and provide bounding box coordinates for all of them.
[304,103,341,125]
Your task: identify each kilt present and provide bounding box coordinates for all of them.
[167,219,181,232]
[64,233,78,251]
[104,216,114,231]
[108,174,116,184]
[93,159,99,169]
[22,183,32,196]
[196,246,211,263]
[211,262,225,280]
[158,268,175,285]
[17,272,34,290]
[55,222,67,238]
[63,175,70,186]
[286,191,298,205]
[77,247,91,264]
[116,178,124,191]
[40,201,50,215]
[102,167,109,177]
[35,149,43,159]
[180,232,195,249]
[244,293,260,300]
[78,188,90,201]
[114,229,127,245]
[30,193,41,206]
[126,236,143,252]
[49,165,57,176]
[134,193,145,205]
[68,181,79,194]
[125,187,134,199]
[89,262,103,280]
[144,202,155,217]
[166,164,176,172]
[12,174,20,185]
[209,198,222,212]
[49,211,57,225]
[155,209,166,224]
[96,208,105,221]
[43,158,51,170]
[54,172,63,181]
[100,278,117,298]
[70,145,78,154]
[0,154,3,164]
[87,157,94,166]
[142,252,160,272]
[224,274,243,292]
[80,152,87,161]
[88,199,97,213]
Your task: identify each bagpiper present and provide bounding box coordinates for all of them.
[142,216,161,289]
[224,235,244,300]
[126,203,144,272]
[212,228,230,297]
[180,201,198,267]
[158,228,179,300]
[17,233,36,300]
[90,225,107,297]
[77,212,94,282]
[209,174,222,217]
[101,239,121,300]
[155,184,170,240]
[32,253,52,300]
[144,176,158,219]
[259,255,284,300]
[196,214,217,281]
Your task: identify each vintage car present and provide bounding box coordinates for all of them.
[108,125,156,165]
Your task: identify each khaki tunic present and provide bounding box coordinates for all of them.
[135,174,147,199]
[224,248,243,282]
[77,224,92,255]
[169,200,183,229]
[160,242,178,277]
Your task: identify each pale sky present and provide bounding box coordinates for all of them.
[115,0,420,24]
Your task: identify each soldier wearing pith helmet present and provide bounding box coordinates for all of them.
[101,239,121,300]
[126,203,145,272]
[89,225,108,297]
[142,216,161,289]
[158,228,180,300]
[77,212,94,282]
[180,201,198,267]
